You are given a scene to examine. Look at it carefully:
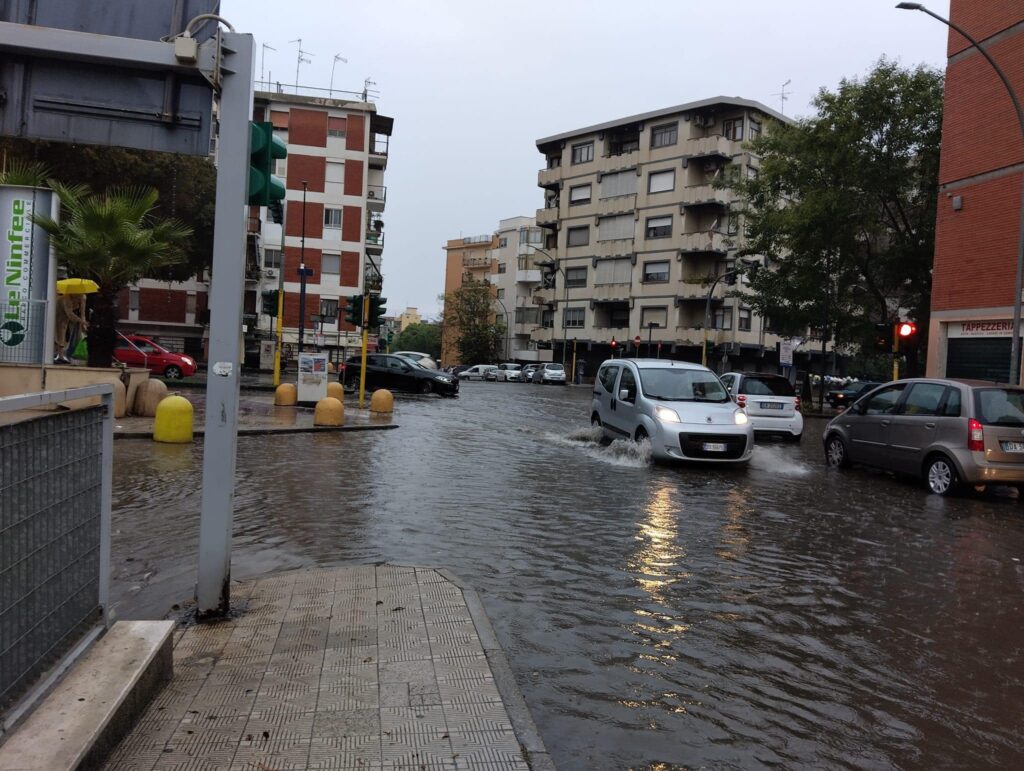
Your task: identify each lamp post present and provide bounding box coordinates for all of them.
[526,245,568,368]
[296,181,312,353]
[494,295,511,361]
[897,2,1024,384]
[702,268,738,367]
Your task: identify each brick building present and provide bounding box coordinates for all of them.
[927,3,1024,382]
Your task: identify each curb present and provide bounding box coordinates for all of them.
[114,423,399,440]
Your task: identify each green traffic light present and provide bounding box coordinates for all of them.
[248,122,288,206]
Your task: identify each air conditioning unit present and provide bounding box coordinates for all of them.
[264,269,278,280]
[368,190,376,198]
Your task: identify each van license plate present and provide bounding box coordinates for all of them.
[760,402,784,409]
[702,442,727,452]
[1001,441,1024,452]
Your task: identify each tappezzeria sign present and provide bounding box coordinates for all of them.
[949,320,1017,338]
[0,185,52,362]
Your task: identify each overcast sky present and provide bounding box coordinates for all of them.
[222,0,951,319]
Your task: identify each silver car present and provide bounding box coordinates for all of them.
[591,359,754,463]
[823,378,1024,496]
[533,363,567,384]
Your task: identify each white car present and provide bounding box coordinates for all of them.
[719,372,803,440]
[492,363,522,382]
[458,364,498,381]
[592,359,753,463]
[533,363,567,384]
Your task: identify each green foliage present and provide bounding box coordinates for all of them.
[442,281,504,364]
[0,159,50,187]
[394,323,442,359]
[734,58,943,360]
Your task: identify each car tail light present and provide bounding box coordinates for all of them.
[795,396,801,411]
[736,394,746,407]
[968,418,984,452]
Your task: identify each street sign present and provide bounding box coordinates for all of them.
[780,340,794,366]
[634,335,642,345]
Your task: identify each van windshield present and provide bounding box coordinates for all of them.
[639,369,729,402]
[974,388,1024,426]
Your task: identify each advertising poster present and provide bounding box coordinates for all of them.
[297,352,329,403]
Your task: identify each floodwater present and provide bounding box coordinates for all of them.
[112,382,1024,769]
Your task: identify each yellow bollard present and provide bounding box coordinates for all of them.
[327,361,336,374]
[275,383,297,406]
[370,388,394,414]
[326,381,345,401]
[314,396,345,426]
[153,395,193,443]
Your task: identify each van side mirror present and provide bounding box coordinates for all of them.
[619,389,629,401]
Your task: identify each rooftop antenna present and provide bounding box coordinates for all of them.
[362,77,379,102]
[289,38,313,90]
[329,53,348,97]
[773,79,792,115]
[260,42,276,85]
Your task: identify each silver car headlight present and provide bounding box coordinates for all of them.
[655,406,680,423]
[734,409,749,425]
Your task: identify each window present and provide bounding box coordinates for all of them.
[746,166,759,180]
[600,170,637,199]
[541,309,554,328]
[618,367,637,403]
[263,248,282,269]
[599,365,619,393]
[942,388,962,417]
[571,141,594,164]
[609,305,630,327]
[900,383,947,416]
[642,261,669,282]
[651,122,678,148]
[598,214,634,241]
[547,155,561,170]
[498,237,508,247]
[320,299,339,318]
[566,266,588,287]
[863,384,906,415]
[595,259,633,285]
[749,118,762,140]
[646,215,672,239]
[641,307,667,329]
[567,226,590,247]
[321,254,340,274]
[727,213,740,236]
[497,288,505,299]
[519,227,543,245]
[974,388,1024,426]
[738,307,751,331]
[497,262,507,274]
[648,170,675,194]
[564,307,585,328]
[328,117,346,137]
[739,375,795,396]
[324,208,342,228]
[723,118,743,141]
[129,289,139,311]
[186,293,197,315]
[714,307,732,330]
[569,184,592,205]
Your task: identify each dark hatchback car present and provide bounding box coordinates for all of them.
[344,354,459,396]
[827,381,882,409]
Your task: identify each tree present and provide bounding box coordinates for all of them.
[733,58,943,389]
[33,183,192,367]
[442,281,504,364]
[394,323,442,359]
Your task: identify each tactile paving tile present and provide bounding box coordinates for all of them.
[307,734,382,768]
[448,730,523,765]
[380,706,449,735]
[380,730,455,767]
[312,708,381,737]
[434,703,514,735]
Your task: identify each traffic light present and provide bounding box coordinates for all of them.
[897,321,918,351]
[367,295,387,329]
[261,289,279,317]
[610,337,618,351]
[267,200,284,224]
[873,323,893,352]
[248,121,287,206]
[344,294,364,327]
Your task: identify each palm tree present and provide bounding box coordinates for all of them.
[33,182,192,367]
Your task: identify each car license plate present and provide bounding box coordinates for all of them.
[1001,441,1024,452]
[760,402,785,410]
[702,442,727,452]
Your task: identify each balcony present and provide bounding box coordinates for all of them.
[594,194,636,217]
[538,166,561,188]
[592,282,631,301]
[681,186,731,209]
[593,239,635,259]
[686,135,734,163]
[678,231,730,256]
[512,348,553,362]
[367,184,386,211]
[517,269,542,284]
[536,206,559,228]
[463,255,491,269]
[369,134,389,169]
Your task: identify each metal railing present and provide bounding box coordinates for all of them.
[0,385,113,717]
[254,80,365,101]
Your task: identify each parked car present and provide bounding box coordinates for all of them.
[113,334,197,379]
[458,364,498,381]
[592,358,753,463]
[449,365,471,379]
[491,363,522,382]
[827,381,882,409]
[391,351,438,369]
[823,378,1024,496]
[532,363,567,384]
[520,364,541,382]
[719,372,803,440]
[344,354,459,396]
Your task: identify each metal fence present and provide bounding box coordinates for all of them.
[0,300,48,365]
[0,386,113,715]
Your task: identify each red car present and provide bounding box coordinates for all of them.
[114,335,197,379]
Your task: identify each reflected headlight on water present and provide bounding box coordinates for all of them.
[655,406,680,423]
[734,409,749,425]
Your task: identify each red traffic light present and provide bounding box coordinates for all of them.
[897,322,917,338]
[610,338,617,348]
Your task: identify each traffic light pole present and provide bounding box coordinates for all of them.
[359,293,369,408]
[196,31,255,618]
[892,322,900,382]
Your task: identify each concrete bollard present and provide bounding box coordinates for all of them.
[370,388,394,414]
[153,395,193,443]
[112,379,127,419]
[327,361,335,374]
[326,381,345,401]
[133,378,168,416]
[314,396,345,426]
[274,383,297,406]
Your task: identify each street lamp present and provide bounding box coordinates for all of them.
[897,2,1024,384]
[494,295,511,361]
[296,180,313,353]
[525,244,568,368]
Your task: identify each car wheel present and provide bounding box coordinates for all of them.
[635,426,649,443]
[925,455,959,496]
[419,380,432,394]
[824,434,849,468]
[164,365,183,379]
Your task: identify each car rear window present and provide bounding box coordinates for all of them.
[739,375,795,397]
[974,388,1024,426]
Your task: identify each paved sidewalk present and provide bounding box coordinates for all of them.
[103,565,552,771]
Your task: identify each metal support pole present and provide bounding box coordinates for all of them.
[297,181,308,354]
[702,273,726,367]
[273,203,287,386]
[196,31,255,618]
[359,293,369,407]
[561,263,568,369]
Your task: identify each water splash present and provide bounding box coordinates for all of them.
[545,427,652,468]
[749,444,814,477]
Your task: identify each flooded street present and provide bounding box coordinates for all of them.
[112,382,1024,769]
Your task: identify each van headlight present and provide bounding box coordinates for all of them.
[655,406,680,423]
[734,409,749,425]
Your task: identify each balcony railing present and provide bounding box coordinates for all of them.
[371,134,389,156]
[463,255,491,268]
[681,186,731,208]
[678,231,730,254]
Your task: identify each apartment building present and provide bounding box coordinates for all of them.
[926,2,1024,382]
[441,233,496,366]
[532,96,789,375]
[488,217,553,363]
[398,307,422,331]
